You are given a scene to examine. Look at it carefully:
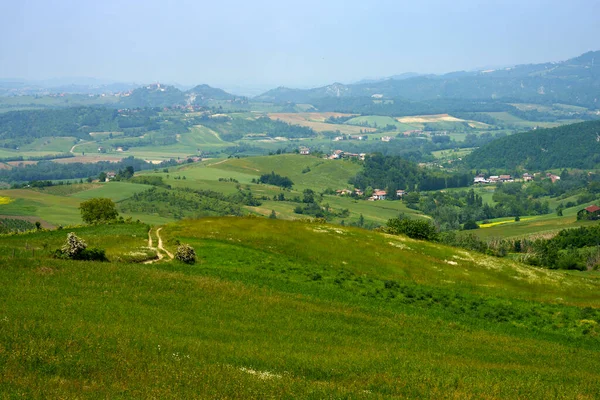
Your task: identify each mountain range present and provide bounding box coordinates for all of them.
[254,51,600,107]
[1,51,598,108]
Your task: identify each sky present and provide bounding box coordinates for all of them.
[1,0,599,93]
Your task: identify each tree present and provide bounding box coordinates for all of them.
[79,198,119,224]
[269,210,277,219]
[98,171,107,182]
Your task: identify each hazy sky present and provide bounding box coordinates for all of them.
[1,0,599,90]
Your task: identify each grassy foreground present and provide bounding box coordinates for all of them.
[1,218,599,398]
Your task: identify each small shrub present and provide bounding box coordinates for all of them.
[55,232,107,261]
[75,248,108,262]
[463,220,479,230]
[176,244,196,264]
[61,232,87,258]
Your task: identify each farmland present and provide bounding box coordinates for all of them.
[268,112,376,134]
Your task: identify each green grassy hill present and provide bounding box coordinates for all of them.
[1,218,600,398]
[204,154,362,191]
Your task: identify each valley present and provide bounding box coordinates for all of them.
[1,49,600,398]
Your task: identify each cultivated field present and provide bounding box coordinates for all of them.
[268,112,377,134]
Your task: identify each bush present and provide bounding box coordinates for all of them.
[61,232,87,258]
[463,220,480,230]
[176,244,196,264]
[55,233,108,261]
[385,217,438,241]
[75,248,108,261]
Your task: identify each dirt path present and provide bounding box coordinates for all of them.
[206,159,229,167]
[144,228,164,264]
[156,227,174,259]
[70,140,93,154]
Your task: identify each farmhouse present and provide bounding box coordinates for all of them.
[105,172,117,182]
[474,175,488,184]
[577,205,600,221]
[396,189,406,198]
[523,173,533,182]
[299,146,310,155]
[370,190,387,201]
[546,173,561,183]
[499,174,512,182]
[328,149,344,159]
[336,189,353,196]
[381,136,394,142]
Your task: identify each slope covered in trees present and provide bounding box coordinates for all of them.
[465,120,600,170]
[350,154,472,192]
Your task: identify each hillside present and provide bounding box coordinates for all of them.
[255,51,600,107]
[120,84,186,108]
[186,84,237,102]
[465,120,600,169]
[1,218,600,397]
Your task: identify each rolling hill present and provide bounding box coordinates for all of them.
[1,218,600,397]
[465,120,600,170]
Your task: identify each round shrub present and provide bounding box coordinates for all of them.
[176,244,196,264]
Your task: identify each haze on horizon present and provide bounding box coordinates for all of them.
[1,0,599,94]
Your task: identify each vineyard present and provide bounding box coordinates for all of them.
[0,217,36,234]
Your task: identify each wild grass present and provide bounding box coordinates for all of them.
[1,219,599,397]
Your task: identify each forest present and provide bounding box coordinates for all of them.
[349,153,472,192]
[465,120,600,170]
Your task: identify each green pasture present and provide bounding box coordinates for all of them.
[20,136,77,152]
[1,219,600,397]
[204,154,362,191]
[0,189,82,226]
[473,206,599,239]
[70,181,153,202]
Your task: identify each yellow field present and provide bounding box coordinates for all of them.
[0,196,13,205]
[479,217,535,228]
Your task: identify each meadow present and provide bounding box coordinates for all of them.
[1,218,599,398]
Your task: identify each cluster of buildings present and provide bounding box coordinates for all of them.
[327,150,366,160]
[333,135,367,141]
[474,172,561,185]
[335,188,406,201]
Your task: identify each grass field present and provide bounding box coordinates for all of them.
[345,115,420,131]
[203,154,362,192]
[431,147,475,161]
[1,219,599,397]
[20,137,77,153]
[471,203,599,239]
[0,182,168,226]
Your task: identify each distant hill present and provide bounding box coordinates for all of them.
[120,84,186,108]
[255,51,600,107]
[186,84,239,104]
[465,120,600,170]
